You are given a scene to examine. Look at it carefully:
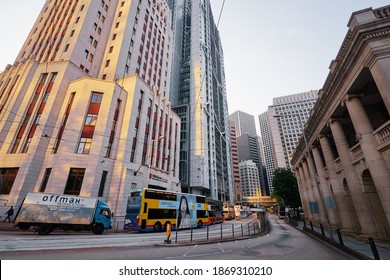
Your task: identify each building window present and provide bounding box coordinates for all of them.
[53,93,75,153]
[105,99,121,158]
[77,138,92,154]
[64,168,85,195]
[39,168,52,192]
[98,171,108,197]
[0,168,19,195]
[76,92,102,154]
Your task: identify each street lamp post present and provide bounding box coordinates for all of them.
[274,113,334,240]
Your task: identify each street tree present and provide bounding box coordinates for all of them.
[271,168,301,208]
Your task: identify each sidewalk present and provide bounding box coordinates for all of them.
[0,221,19,231]
[291,220,390,260]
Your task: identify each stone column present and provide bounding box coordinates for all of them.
[312,145,340,228]
[301,158,320,224]
[295,166,311,221]
[329,119,377,235]
[306,153,326,226]
[318,134,356,232]
[344,95,390,230]
[370,57,390,112]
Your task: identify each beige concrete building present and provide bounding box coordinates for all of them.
[291,6,390,241]
[229,120,242,204]
[0,0,181,219]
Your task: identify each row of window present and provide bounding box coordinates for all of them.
[0,167,107,198]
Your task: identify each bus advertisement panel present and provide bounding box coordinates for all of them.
[124,189,209,232]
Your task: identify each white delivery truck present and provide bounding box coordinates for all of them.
[14,192,112,235]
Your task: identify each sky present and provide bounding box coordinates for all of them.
[1,0,390,118]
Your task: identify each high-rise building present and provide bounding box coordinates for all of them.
[268,90,318,167]
[229,110,257,137]
[239,160,260,198]
[259,90,318,193]
[0,0,181,218]
[229,110,268,195]
[168,0,232,202]
[258,112,275,193]
[229,120,242,204]
[236,134,266,196]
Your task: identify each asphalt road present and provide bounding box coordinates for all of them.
[0,214,354,260]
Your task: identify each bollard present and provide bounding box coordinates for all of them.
[303,219,307,228]
[368,237,380,260]
[190,226,193,243]
[232,224,235,238]
[309,221,314,231]
[336,229,344,246]
[248,224,250,236]
[320,224,325,237]
[241,224,244,237]
[164,223,172,244]
[207,225,209,241]
[220,224,223,239]
[253,223,256,235]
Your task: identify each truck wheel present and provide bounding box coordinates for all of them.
[92,223,104,234]
[37,224,52,235]
[197,220,203,228]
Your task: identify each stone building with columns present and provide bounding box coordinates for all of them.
[291,5,390,241]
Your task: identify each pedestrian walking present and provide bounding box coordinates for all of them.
[3,206,14,223]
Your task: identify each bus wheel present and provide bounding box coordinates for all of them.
[197,220,203,228]
[153,222,162,232]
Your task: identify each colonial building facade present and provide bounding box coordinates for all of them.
[291,6,390,240]
[0,0,181,218]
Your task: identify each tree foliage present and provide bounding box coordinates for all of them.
[271,168,301,208]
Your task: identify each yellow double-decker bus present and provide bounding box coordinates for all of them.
[124,188,209,232]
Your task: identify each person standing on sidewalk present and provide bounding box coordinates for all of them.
[3,206,14,223]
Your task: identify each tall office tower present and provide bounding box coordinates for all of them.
[168,0,232,202]
[266,90,319,186]
[239,160,261,198]
[229,120,242,204]
[0,0,181,218]
[229,110,267,195]
[236,134,266,196]
[258,112,275,193]
[229,110,257,137]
